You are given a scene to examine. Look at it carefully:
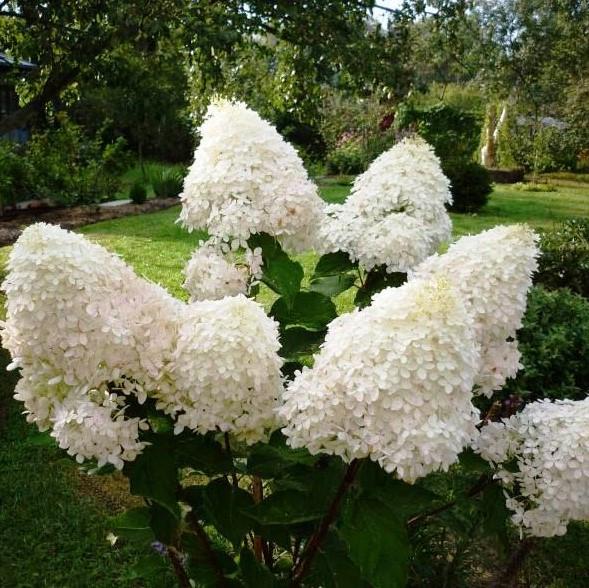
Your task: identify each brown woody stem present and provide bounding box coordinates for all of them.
[167,545,192,588]
[187,512,228,587]
[290,459,362,587]
[252,475,264,562]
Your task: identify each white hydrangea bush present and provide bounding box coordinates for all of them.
[411,225,539,396]
[476,398,589,537]
[280,277,480,483]
[179,99,324,251]
[0,102,570,585]
[319,137,452,273]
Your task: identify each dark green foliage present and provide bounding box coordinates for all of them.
[326,141,366,174]
[0,140,33,213]
[0,118,126,209]
[150,167,184,198]
[395,102,482,164]
[505,286,589,401]
[129,181,147,204]
[536,218,589,297]
[444,161,493,213]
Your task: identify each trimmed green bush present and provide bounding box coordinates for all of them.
[129,182,147,204]
[536,218,589,297]
[444,161,493,213]
[505,286,589,401]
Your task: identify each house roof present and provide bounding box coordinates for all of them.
[0,52,35,70]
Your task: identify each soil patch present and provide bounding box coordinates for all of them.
[0,197,179,247]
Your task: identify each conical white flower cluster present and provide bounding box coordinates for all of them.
[476,398,589,537]
[179,99,323,251]
[411,225,539,396]
[183,242,249,302]
[1,223,180,467]
[279,278,480,483]
[159,294,283,444]
[319,137,452,273]
[1,224,284,466]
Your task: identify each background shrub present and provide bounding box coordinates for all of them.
[150,166,184,198]
[0,117,127,209]
[535,218,589,297]
[326,139,366,174]
[444,161,493,213]
[0,141,33,213]
[497,111,579,172]
[394,102,483,164]
[504,286,589,401]
[129,182,147,204]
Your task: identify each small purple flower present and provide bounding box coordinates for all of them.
[151,541,168,555]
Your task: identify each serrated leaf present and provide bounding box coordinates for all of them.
[175,433,233,475]
[313,251,357,277]
[110,507,154,541]
[247,432,317,478]
[248,233,303,306]
[307,532,369,588]
[203,478,255,547]
[150,502,179,544]
[279,327,325,361]
[354,268,407,308]
[125,440,180,518]
[127,554,170,581]
[480,483,510,549]
[309,274,356,297]
[240,548,274,588]
[340,498,409,588]
[358,461,440,520]
[247,490,324,525]
[458,448,492,473]
[183,533,237,586]
[271,291,337,331]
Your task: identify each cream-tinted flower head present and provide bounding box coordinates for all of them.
[411,224,539,395]
[159,294,284,444]
[1,223,181,467]
[476,398,589,537]
[319,136,452,273]
[279,277,480,483]
[179,99,323,251]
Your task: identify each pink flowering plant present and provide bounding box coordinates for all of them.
[3,100,583,588]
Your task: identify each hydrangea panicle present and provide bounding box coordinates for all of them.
[1,223,182,467]
[179,99,323,250]
[476,398,589,537]
[183,241,249,302]
[159,294,283,444]
[279,277,480,483]
[319,136,452,273]
[411,224,539,395]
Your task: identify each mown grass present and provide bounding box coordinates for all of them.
[1,178,589,587]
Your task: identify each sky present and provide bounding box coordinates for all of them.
[372,0,405,24]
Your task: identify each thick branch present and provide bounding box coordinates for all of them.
[186,512,228,587]
[0,66,80,135]
[290,459,362,587]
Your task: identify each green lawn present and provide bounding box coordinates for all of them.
[1,179,589,587]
